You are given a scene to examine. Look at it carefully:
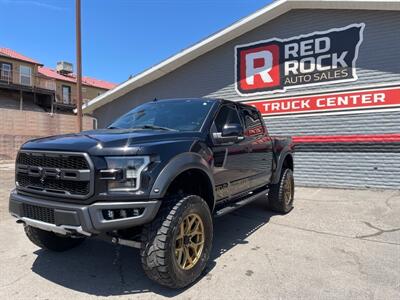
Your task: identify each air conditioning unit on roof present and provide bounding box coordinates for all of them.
[56,61,73,74]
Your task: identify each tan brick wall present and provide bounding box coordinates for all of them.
[0,108,94,160]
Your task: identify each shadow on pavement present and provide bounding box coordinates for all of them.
[31,198,276,297]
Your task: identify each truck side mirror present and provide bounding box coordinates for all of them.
[213,123,244,144]
[222,123,243,138]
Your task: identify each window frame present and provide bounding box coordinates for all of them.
[19,65,32,86]
[239,105,266,136]
[0,62,12,82]
[211,103,244,134]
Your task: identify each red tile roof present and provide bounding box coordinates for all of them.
[82,76,117,90]
[0,47,116,90]
[0,48,42,65]
[38,66,75,82]
[38,66,116,90]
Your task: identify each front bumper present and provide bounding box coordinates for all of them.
[9,189,161,236]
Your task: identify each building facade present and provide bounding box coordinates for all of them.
[0,48,116,113]
[84,0,400,189]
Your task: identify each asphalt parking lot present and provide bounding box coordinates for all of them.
[0,162,399,300]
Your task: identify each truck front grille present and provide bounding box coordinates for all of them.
[23,203,55,224]
[15,151,93,199]
[17,152,89,169]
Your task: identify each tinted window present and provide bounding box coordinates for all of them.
[109,100,214,132]
[240,107,264,135]
[214,105,241,132]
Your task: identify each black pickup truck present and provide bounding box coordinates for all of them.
[9,98,294,288]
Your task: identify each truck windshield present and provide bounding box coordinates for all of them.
[108,99,214,132]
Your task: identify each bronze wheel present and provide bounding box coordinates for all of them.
[174,213,205,270]
[283,175,293,205]
[140,195,213,288]
[267,168,294,213]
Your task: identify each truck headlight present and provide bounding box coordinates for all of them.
[101,156,150,192]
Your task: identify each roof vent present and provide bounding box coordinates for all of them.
[56,61,73,74]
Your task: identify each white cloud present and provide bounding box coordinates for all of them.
[0,0,66,11]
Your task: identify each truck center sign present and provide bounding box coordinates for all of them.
[246,87,400,116]
[235,23,365,96]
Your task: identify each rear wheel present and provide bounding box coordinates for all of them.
[24,226,85,252]
[267,168,294,213]
[140,195,213,288]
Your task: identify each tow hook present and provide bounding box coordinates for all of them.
[111,237,141,249]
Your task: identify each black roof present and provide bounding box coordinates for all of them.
[153,97,255,109]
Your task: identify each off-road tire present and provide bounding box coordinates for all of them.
[140,195,213,288]
[267,168,294,213]
[24,225,85,252]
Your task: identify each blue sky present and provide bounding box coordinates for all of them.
[1,0,272,83]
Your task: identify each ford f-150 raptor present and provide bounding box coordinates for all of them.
[9,98,294,288]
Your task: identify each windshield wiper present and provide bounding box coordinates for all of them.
[136,124,177,131]
[107,126,121,129]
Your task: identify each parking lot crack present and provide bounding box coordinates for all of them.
[357,222,400,239]
[383,191,399,211]
[231,212,400,246]
[332,247,367,276]
[112,244,126,285]
[268,221,400,246]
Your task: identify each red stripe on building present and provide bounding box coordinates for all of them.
[292,134,400,143]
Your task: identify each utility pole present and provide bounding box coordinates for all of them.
[76,0,83,132]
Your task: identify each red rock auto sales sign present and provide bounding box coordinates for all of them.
[246,87,400,116]
[235,23,365,96]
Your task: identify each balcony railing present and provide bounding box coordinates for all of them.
[0,68,56,91]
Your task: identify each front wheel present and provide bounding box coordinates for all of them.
[267,168,294,213]
[140,195,213,288]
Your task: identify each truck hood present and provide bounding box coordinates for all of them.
[21,129,203,156]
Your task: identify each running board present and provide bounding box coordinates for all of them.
[214,187,269,217]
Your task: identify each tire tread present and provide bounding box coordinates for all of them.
[267,168,294,213]
[140,195,212,288]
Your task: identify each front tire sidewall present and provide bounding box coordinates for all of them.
[141,195,213,288]
[170,199,213,286]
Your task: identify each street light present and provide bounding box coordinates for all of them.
[76,0,83,132]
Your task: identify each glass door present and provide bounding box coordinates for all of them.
[62,85,71,104]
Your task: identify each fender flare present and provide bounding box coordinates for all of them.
[271,150,294,184]
[150,152,216,205]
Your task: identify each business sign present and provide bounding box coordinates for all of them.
[246,87,400,116]
[235,23,365,96]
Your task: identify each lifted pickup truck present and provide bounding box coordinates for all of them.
[9,98,294,288]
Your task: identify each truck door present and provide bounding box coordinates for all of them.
[210,104,251,200]
[239,106,273,188]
